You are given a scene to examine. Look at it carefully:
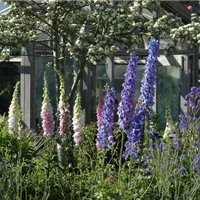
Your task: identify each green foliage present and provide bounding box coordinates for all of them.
[1,99,200,199]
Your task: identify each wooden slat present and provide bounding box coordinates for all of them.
[161,1,191,23]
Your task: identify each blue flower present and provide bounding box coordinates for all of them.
[194,155,200,165]
[147,167,152,176]
[179,86,200,132]
[123,40,159,159]
[173,140,179,150]
[11,181,16,186]
[117,55,138,132]
[179,166,186,176]
[96,88,116,150]
[142,161,148,168]
[28,163,35,168]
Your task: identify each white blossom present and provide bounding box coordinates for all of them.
[8,82,20,135]
[72,90,84,146]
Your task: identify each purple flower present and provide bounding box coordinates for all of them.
[28,163,34,168]
[179,86,200,132]
[179,166,186,176]
[147,167,152,176]
[194,155,200,165]
[117,55,138,132]
[140,40,159,109]
[173,140,179,150]
[7,164,12,168]
[123,40,159,159]
[142,161,148,168]
[96,88,116,150]
[11,181,16,186]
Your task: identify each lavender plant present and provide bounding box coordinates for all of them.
[179,86,200,133]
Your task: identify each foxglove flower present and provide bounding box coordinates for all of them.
[8,81,20,135]
[117,55,138,132]
[96,94,104,129]
[40,72,54,137]
[72,89,84,146]
[58,75,71,136]
[124,40,159,159]
[96,87,116,150]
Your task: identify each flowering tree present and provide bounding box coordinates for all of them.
[0,1,183,104]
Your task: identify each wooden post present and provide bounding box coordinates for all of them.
[106,57,114,87]
[20,44,36,129]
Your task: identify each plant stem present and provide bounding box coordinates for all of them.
[118,131,124,184]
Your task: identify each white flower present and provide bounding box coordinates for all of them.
[8,82,20,135]
[72,90,84,146]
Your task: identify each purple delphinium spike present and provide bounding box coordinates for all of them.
[117,55,138,132]
[124,40,159,160]
[96,87,116,150]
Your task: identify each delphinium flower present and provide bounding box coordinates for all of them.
[58,74,71,136]
[117,55,138,132]
[179,86,200,133]
[8,81,20,135]
[72,88,85,146]
[124,40,159,160]
[40,72,54,137]
[96,87,116,150]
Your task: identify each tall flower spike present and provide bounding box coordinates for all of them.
[8,81,20,135]
[58,74,71,136]
[96,94,104,130]
[117,55,138,132]
[124,40,159,160]
[96,87,116,150]
[40,72,54,137]
[72,87,85,146]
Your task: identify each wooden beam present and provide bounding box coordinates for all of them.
[161,1,191,23]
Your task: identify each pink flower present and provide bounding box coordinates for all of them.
[187,6,193,11]
[41,72,54,137]
[96,95,104,129]
[59,103,71,136]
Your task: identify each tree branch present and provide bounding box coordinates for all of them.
[69,58,88,105]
